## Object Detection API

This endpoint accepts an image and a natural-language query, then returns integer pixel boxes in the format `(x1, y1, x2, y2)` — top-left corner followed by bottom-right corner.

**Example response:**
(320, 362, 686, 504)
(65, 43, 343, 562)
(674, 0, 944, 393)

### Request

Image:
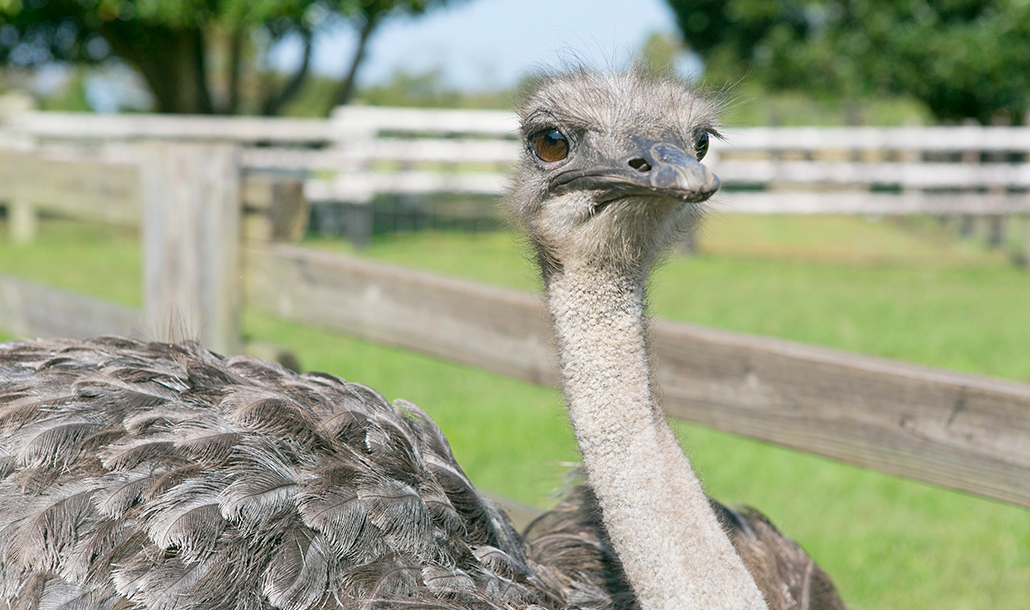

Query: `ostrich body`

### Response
(0, 71, 845, 610)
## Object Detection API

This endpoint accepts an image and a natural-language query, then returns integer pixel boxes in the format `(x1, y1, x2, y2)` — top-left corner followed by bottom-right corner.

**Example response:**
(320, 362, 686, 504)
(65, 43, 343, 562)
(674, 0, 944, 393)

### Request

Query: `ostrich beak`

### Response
(551, 138, 721, 204)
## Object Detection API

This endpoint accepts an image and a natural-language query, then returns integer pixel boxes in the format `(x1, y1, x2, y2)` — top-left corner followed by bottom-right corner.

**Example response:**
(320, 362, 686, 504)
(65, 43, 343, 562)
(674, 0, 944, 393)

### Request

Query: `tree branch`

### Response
(331, 11, 381, 110)
(227, 26, 244, 115)
(261, 27, 312, 116)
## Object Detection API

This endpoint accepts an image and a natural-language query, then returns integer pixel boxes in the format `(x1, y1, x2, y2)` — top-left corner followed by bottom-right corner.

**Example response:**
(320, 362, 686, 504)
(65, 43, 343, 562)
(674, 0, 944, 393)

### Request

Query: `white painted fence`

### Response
(3, 107, 1030, 247)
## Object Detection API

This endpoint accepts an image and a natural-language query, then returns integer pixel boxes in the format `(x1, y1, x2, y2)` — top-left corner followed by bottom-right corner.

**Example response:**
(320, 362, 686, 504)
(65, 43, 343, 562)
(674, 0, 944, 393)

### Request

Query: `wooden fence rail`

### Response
(1, 138, 1029, 509)
(245, 244, 1030, 508)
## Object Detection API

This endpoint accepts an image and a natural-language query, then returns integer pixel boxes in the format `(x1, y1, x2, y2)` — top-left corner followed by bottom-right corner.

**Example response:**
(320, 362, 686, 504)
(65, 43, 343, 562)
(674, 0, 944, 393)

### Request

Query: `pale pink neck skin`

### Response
(545, 263, 768, 610)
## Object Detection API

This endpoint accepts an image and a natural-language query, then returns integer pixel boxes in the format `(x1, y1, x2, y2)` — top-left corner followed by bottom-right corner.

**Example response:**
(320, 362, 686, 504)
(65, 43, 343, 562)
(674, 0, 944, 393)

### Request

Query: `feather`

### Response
(105, 367, 189, 395)
(0, 441, 15, 479)
(319, 408, 372, 447)
(426, 459, 502, 551)
(174, 417, 242, 464)
(10, 414, 102, 470)
(37, 578, 121, 610)
(421, 564, 475, 594)
(472, 546, 526, 582)
(93, 471, 152, 518)
(5, 465, 60, 495)
(0, 570, 47, 610)
(338, 555, 420, 607)
(143, 479, 226, 561)
(98, 433, 180, 471)
(218, 443, 302, 525)
(113, 554, 214, 610)
(261, 526, 329, 610)
(61, 517, 133, 584)
(419, 481, 464, 537)
(121, 406, 187, 436)
(0, 562, 34, 600)
(393, 400, 455, 462)
(224, 392, 331, 451)
(0, 364, 34, 388)
(6, 480, 104, 572)
(296, 465, 375, 559)
(363, 416, 425, 487)
(0, 393, 76, 431)
(226, 355, 293, 386)
(359, 477, 436, 561)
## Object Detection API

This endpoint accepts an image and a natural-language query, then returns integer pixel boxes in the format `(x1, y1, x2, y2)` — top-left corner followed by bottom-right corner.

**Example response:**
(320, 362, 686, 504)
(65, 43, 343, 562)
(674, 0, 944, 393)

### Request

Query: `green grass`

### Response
(1, 216, 1028, 609)
(0, 220, 142, 306)
(309, 216, 1030, 381)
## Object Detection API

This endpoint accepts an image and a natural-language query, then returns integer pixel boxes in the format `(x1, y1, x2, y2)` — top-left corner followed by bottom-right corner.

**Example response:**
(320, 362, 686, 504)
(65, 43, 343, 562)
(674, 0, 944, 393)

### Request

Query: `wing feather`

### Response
(261, 526, 329, 610)
(143, 479, 226, 561)
(219, 444, 301, 525)
(8, 480, 104, 572)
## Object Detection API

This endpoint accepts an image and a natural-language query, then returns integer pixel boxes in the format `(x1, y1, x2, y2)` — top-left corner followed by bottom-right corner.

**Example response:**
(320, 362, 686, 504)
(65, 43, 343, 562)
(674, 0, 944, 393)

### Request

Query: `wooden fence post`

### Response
(141, 143, 241, 355)
(9, 199, 37, 245)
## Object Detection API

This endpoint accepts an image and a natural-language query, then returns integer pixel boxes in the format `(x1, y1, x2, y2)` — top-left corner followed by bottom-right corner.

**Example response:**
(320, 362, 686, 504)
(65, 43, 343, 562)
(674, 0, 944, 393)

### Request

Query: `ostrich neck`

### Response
(545, 264, 767, 610)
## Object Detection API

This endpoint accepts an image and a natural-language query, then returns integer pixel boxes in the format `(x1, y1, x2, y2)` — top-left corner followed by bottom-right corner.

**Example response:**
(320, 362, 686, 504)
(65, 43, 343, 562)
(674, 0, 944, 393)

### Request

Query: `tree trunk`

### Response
(261, 28, 313, 116)
(331, 12, 380, 110)
(99, 21, 215, 114)
(227, 27, 244, 115)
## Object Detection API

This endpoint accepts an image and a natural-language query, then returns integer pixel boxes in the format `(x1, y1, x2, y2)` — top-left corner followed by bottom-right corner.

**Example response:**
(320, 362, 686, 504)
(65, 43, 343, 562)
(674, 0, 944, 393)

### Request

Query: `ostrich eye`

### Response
(530, 129, 569, 163)
(695, 131, 710, 161)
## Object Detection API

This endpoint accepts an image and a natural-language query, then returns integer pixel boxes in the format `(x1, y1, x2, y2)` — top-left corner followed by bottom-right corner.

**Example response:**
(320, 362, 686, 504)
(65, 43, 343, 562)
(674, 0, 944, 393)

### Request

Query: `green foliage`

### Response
(354, 67, 509, 108)
(722, 81, 934, 126)
(36, 66, 93, 111)
(639, 31, 682, 74)
(666, 0, 1030, 123)
(0, 0, 463, 114)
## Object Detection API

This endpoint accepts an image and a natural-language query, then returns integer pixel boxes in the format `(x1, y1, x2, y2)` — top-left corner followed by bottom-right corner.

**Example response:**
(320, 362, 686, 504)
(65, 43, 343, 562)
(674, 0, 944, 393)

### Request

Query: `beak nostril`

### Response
(627, 158, 652, 172)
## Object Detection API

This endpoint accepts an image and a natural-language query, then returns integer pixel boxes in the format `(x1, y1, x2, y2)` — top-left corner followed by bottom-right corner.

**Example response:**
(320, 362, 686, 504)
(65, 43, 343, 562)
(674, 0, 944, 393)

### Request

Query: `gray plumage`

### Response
(0, 69, 847, 610)
(0, 338, 548, 610)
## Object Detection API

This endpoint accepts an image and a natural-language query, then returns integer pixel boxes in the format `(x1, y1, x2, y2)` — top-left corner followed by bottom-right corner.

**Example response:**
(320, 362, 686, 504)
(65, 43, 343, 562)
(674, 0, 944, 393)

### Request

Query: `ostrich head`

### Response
(508, 70, 721, 279)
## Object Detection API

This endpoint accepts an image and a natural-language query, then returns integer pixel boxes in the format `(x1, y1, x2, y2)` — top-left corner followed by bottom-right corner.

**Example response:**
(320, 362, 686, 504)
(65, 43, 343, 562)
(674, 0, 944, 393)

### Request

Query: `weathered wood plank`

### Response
(244, 244, 1030, 507)
(142, 144, 241, 355)
(0, 151, 141, 226)
(332, 106, 519, 136)
(305, 172, 508, 202)
(5, 112, 334, 144)
(712, 191, 1030, 215)
(242, 139, 519, 171)
(718, 126, 1030, 153)
(712, 159, 1030, 188)
(244, 244, 558, 386)
(241, 176, 309, 242)
(9, 199, 36, 244)
(0, 273, 139, 339)
(652, 321, 1030, 508)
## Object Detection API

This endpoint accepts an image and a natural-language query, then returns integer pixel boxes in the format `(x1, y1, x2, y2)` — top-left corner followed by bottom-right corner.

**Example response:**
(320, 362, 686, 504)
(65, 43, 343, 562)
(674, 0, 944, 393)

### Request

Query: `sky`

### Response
(270, 0, 685, 91)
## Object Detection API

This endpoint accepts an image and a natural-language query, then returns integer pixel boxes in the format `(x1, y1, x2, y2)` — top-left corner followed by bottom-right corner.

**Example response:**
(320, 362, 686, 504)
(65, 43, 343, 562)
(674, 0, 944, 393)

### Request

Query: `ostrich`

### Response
(0, 70, 846, 610)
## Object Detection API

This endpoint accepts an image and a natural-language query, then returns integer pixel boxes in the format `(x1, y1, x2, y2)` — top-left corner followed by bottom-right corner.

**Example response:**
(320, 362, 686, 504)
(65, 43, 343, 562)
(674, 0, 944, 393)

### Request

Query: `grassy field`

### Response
(0, 215, 1028, 609)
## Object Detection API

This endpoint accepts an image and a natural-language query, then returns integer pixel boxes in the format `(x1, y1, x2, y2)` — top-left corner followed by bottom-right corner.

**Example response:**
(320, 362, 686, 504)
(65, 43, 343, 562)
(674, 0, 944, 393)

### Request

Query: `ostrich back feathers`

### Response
(0, 337, 589, 610)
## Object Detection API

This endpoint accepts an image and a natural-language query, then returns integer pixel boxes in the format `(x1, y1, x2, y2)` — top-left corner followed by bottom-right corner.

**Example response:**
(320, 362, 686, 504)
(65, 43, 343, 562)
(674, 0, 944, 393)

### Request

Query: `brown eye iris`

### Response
(531, 129, 569, 163)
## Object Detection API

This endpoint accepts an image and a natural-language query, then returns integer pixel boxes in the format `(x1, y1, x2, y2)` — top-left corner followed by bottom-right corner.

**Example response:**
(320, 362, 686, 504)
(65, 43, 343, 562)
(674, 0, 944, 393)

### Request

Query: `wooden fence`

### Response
(4, 108, 1030, 250)
(0, 136, 1029, 512)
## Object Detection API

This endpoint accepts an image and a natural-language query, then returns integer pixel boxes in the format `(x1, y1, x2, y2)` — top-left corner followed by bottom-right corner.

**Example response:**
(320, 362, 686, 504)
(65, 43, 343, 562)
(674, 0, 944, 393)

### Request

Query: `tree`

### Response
(330, 0, 454, 107)
(0, 0, 461, 115)
(665, 0, 1030, 124)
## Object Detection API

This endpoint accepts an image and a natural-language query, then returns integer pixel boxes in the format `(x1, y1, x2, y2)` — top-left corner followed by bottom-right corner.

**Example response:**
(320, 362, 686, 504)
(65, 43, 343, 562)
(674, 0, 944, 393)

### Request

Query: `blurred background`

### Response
(1, 1, 1029, 608)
